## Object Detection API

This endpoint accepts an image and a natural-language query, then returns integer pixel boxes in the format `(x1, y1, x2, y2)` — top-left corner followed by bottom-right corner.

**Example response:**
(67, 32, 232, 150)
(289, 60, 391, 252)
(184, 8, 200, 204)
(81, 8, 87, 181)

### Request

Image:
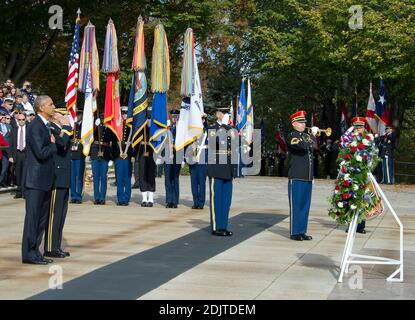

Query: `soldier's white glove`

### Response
(95, 118, 101, 126)
(156, 158, 162, 165)
(311, 126, 319, 136)
(108, 160, 113, 167)
(167, 119, 171, 127)
(181, 161, 186, 168)
(222, 113, 230, 125)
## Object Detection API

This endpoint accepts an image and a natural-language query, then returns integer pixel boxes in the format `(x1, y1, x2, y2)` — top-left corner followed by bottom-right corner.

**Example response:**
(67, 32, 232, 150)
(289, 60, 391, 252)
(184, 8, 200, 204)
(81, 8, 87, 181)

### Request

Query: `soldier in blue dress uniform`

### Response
(165, 109, 181, 209)
(287, 110, 317, 241)
(44, 109, 72, 258)
(188, 114, 208, 209)
(70, 110, 85, 204)
(113, 107, 133, 206)
(207, 106, 238, 236)
(379, 125, 396, 185)
(90, 116, 113, 205)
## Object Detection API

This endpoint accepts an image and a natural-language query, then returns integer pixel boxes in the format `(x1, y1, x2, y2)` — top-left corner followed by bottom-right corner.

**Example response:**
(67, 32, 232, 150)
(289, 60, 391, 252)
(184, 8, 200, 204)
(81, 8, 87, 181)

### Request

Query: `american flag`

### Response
(65, 20, 81, 126)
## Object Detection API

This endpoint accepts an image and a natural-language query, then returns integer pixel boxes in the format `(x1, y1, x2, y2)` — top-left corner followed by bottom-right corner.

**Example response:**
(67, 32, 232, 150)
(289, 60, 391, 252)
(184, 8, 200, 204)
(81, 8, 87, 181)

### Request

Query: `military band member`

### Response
(379, 125, 396, 185)
(189, 114, 208, 209)
(114, 107, 133, 206)
(287, 110, 316, 241)
(90, 116, 113, 205)
(138, 108, 156, 207)
(70, 110, 85, 204)
(165, 109, 181, 209)
(207, 106, 238, 236)
(44, 109, 72, 258)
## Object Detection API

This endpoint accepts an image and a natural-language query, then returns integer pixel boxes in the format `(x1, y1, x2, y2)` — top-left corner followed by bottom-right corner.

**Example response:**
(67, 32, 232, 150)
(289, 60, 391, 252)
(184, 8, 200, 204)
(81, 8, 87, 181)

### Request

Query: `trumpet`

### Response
(306, 127, 332, 137)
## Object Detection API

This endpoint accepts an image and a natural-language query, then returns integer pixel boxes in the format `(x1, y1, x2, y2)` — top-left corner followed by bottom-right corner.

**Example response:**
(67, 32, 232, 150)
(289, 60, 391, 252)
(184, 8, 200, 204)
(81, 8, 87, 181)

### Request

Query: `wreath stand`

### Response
(338, 173, 403, 283)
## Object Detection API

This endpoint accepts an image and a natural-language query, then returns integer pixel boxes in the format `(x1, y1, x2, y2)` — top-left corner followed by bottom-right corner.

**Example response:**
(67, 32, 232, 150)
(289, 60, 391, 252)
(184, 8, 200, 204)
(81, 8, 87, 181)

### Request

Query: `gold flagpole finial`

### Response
(76, 8, 81, 23)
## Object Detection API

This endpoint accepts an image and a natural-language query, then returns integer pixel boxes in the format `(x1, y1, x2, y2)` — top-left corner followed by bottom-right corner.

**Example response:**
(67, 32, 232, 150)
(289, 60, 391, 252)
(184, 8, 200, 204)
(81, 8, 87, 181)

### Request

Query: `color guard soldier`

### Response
(188, 114, 208, 209)
(165, 109, 181, 209)
(70, 110, 85, 204)
(90, 115, 113, 205)
(379, 125, 396, 185)
(44, 109, 72, 258)
(114, 107, 133, 206)
(207, 106, 238, 236)
(138, 108, 156, 207)
(287, 110, 316, 241)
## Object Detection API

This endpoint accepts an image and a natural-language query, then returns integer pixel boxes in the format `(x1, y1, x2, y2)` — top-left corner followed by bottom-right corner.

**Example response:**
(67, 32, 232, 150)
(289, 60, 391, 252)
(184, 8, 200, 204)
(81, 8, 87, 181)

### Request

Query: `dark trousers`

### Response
(22, 188, 52, 261)
(165, 163, 181, 205)
(190, 164, 206, 207)
(15, 151, 26, 196)
(0, 156, 8, 185)
(133, 157, 140, 187)
(71, 159, 85, 201)
(91, 159, 108, 201)
(44, 188, 69, 253)
(382, 156, 394, 184)
(209, 177, 233, 232)
(288, 179, 312, 236)
(115, 159, 132, 204)
(139, 155, 156, 192)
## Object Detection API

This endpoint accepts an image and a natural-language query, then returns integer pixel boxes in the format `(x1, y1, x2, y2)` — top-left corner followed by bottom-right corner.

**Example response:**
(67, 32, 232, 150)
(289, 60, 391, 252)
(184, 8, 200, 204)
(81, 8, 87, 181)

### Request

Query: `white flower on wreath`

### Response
(362, 138, 369, 146)
(367, 133, 374, 140)
(353, 184, 359, 191)
(344, 174, 350, 180)
(338, 202, 344, 208)
(340, 160, 346, 166)
(351, 204, 357, 210)
(351, 141, 357, 147)
(356, 155, 362, 162)
(334, 190, 338, 194)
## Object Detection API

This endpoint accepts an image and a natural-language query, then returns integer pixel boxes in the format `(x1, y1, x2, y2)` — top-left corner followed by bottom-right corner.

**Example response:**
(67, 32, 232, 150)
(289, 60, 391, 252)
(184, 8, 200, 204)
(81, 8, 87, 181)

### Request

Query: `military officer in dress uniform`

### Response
(90, 115, 113, 205)
(70, 110, 85, 204)
(287, 110, 317, 241)
(44, 109, 72, 258)
(207, 106, 238, 237)
(114, 107, 133, 206)
(379, 125, 396, 185)
(188, 114, 208, 209)
(138, 108, 156, 207)
(165, 109, 181, 209)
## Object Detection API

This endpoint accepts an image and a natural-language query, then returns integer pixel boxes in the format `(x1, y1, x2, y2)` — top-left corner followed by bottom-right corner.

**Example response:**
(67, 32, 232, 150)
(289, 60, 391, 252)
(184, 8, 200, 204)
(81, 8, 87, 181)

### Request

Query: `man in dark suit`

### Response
(207, 106, 238, 236)
(8, 112, 28, 198)
(44, 109, 73, 258)
(22, 95, 57, 265)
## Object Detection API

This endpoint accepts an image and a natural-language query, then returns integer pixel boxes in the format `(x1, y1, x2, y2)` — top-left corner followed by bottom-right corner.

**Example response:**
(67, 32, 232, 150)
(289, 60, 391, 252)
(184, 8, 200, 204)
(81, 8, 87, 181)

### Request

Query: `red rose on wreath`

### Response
(345, 154, 352, 160)
(351, 146, 358, 152)
(335, 185, 340, 191)
(342, 180, 350, 187)
(366, 135, 372, 140)
(358, 144, 365, 150)
(342, 193, 350, 200)
(341, 166, 347, 173)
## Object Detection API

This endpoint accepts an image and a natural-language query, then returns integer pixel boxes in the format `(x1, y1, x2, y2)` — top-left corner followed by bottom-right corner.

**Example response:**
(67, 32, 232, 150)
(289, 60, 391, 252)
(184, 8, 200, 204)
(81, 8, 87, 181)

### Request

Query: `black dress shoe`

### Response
(117, 202, 123, 206)
(302, 234, 313, 240)
(141, 202, 148, 207)
(44, 251, 66, 258)
(212, 230, 227, 237)
(76, 200, 82, 204)
(147, 202, 153, 207)
(22, 259, 48, 265)
(290, 235, 303, 241)
(41, 257, 54, 263)
(94, 200, 100, 205)
(101, 200, 106, 205)
(357, 229, 366, 234)
(165, 203, 172, 208)
(192, 205, 199, 209)
(58, 249, 70, 257)
(70, 199, 77, 204)
(14, 194, 23, 199)
(172, 204, 178, 208)
(224, 230, 233, 236)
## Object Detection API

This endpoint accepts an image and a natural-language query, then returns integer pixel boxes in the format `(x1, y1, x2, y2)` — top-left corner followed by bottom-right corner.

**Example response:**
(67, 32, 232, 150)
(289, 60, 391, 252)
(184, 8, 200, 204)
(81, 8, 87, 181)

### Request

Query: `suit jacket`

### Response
(206, 122, 238, 180)
(25, 115, 57, 191)
(50, 123, 72, 189)
(8, 124, 28, 161)
(287, 130, 315, 181)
